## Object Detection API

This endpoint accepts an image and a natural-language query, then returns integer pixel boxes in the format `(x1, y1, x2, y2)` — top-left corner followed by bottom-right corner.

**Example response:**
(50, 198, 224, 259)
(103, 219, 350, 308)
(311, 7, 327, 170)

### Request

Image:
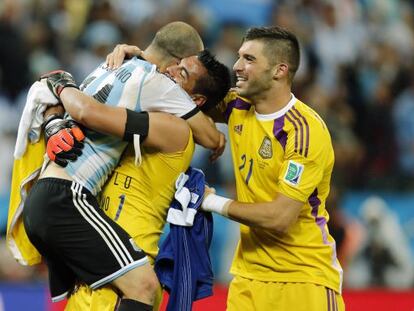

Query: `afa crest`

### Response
(259, 136, 273, 159)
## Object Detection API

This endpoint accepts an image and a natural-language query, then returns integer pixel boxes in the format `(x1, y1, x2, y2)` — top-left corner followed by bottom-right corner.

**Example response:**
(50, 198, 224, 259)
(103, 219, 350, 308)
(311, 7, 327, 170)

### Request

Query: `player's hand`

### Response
(45, 118, 85, 167)
(204, 185, 216, 198)
(106, 44, 142, 70)
(209, 131, 226, 162)
(40, 70, 78, 99)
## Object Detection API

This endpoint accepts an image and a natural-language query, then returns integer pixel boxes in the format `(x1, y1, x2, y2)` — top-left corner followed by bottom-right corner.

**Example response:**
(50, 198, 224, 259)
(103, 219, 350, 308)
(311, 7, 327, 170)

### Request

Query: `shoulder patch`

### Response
(283, 160, 304, 186)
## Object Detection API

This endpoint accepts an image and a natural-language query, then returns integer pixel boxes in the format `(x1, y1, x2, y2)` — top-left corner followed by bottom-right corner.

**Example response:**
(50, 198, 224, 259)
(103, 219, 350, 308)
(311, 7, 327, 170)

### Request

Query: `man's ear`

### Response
(273, 63, 289, 80)
(191, 94, 207, 107)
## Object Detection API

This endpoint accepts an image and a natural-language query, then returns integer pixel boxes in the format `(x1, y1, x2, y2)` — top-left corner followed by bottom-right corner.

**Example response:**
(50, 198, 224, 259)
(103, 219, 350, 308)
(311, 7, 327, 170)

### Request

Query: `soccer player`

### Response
(61, 50, 230, 311)
(19, 22, 227, 311)
(200, 26, 345, 310)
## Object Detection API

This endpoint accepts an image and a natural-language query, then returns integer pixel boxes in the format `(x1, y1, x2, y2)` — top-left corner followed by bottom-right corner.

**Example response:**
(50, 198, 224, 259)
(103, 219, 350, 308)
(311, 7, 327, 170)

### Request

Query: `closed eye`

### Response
(181, 68, 189, 80)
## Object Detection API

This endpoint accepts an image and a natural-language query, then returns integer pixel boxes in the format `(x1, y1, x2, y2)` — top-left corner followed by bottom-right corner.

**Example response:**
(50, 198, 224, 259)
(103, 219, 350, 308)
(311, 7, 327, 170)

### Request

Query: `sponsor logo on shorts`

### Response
(284, 160, 304, 186)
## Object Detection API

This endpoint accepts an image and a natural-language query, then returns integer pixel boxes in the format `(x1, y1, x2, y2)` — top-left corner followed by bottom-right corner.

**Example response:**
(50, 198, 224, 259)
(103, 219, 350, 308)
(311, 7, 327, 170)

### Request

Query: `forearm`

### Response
(60, 88, 126, 138)
(187, 111, 221, 149)
(226, 201, 289, 232)
(59, 88, 187, 152)
(203, 192, 303, 233)
(44, 104, 65, 119)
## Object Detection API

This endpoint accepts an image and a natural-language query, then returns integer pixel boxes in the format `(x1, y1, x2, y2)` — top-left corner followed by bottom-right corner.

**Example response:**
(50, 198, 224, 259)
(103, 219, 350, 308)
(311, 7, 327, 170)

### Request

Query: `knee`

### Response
(137, 270, 160, 296)
(121, 269, 160, 301)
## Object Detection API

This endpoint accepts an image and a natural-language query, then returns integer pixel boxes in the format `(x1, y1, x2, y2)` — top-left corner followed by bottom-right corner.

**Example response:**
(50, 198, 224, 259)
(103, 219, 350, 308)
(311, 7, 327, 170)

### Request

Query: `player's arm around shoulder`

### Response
(59, 87, 127, 137)
(144, 112, 190, 153)
(60, 87, 190, 153)
(185, 110, 221, 149)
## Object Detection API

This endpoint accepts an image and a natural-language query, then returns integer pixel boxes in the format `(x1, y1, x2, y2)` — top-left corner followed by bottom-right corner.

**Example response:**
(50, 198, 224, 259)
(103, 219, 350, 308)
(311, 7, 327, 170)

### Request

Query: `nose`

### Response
(233, 58, 242, 72)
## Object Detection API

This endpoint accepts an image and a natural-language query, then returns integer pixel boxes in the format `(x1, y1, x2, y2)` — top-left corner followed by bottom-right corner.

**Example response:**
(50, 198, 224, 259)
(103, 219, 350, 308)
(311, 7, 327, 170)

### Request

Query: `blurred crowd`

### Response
(1, 0, 414, 289)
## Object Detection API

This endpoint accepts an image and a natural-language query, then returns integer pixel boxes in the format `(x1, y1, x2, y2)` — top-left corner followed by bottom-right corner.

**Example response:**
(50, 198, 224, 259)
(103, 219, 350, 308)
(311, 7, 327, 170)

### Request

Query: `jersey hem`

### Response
(230, 269, 341, 294)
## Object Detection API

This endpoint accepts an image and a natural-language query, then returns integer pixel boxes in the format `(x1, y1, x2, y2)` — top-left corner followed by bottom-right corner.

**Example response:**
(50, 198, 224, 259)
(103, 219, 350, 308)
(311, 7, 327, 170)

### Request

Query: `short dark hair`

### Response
(244, 26, 300, 82)
(193, 50, 231, 112)
(151, 21, 203, 60)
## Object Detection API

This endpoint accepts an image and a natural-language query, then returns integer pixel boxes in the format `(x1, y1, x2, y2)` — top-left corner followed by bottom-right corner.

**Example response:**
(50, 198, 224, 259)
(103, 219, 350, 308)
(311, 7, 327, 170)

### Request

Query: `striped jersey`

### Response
(222, 91, 343, 293)
(64, 57, 196, 195)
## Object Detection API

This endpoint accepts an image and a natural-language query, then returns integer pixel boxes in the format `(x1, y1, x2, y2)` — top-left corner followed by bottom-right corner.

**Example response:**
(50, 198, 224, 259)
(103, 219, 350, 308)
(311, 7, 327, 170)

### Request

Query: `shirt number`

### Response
(239, 154, 253, 185)
(114, 194, 125, 221)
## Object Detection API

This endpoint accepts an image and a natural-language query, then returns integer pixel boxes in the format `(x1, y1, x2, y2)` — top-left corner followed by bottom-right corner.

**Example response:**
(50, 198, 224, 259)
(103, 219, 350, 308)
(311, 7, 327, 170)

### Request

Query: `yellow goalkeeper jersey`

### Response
(222, 91, 343, 293)
(99, 133, 195, 263)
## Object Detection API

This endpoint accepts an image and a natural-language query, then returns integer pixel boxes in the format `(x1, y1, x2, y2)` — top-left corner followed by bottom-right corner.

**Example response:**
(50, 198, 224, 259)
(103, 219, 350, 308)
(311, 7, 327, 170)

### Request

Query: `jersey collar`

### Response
(255, 93, 297, 121)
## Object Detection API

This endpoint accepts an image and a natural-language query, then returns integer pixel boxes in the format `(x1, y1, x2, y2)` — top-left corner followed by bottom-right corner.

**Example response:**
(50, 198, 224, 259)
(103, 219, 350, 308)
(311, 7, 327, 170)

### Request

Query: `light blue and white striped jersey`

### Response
(64, 57, 196, 195)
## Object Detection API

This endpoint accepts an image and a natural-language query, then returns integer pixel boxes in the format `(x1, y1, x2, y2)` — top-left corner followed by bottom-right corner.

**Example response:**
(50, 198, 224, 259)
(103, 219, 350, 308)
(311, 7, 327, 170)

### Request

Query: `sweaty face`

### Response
(233, 40, 274, 100)
(165, 56, 207, 95)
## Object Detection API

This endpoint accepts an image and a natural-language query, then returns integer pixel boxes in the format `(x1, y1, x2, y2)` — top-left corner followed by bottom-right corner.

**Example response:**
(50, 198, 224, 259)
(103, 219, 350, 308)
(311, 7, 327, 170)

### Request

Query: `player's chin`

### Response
(234, 85, 247, 96)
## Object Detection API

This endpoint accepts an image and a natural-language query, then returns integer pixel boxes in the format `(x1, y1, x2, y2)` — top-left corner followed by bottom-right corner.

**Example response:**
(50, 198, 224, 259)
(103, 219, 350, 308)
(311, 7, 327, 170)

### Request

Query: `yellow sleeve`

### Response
(6, 137, 45, 265)
(277, 127, 329, 202)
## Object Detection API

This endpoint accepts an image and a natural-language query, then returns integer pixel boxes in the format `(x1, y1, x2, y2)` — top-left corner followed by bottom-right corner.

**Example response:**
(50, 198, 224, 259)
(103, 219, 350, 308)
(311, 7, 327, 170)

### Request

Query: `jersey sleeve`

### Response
(277, 126, 330, 202)
(140, 74, 196, 117)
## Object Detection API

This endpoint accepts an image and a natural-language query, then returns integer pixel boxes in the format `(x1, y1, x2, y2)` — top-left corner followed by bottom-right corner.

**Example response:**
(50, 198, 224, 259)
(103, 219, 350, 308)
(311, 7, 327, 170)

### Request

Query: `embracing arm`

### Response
(186, 111, 226, 161)
(186, 111, 221, 149)
(60, 87, 189, 153)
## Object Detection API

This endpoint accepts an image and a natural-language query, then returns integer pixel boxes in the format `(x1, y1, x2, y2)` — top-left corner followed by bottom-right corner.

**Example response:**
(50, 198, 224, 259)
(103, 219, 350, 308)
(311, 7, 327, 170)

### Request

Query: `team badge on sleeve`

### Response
(283, 160, 304, 186)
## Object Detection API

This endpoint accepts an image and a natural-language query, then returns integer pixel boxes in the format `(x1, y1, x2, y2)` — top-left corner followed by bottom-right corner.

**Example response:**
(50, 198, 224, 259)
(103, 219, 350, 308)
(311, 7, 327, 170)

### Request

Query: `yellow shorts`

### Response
(227, 276, 345, 311)
(65, 283, 163, 311)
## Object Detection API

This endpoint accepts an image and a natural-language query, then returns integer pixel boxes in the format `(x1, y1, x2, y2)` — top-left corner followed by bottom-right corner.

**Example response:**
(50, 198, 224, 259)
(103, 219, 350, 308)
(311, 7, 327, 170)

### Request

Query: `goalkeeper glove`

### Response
(40, 70, 78, 99)
(44, 115, 85, 167)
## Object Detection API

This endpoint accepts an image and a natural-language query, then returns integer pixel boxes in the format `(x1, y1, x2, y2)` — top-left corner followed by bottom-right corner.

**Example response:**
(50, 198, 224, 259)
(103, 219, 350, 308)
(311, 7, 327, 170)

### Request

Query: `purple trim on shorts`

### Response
(327, 288, 331, 311)
(287, 110, 304, 155)
(273, 115, 287, 150)
(292, 106, 310, 157)
(285, 113, 298, 153)
(224, 98, 251, 122)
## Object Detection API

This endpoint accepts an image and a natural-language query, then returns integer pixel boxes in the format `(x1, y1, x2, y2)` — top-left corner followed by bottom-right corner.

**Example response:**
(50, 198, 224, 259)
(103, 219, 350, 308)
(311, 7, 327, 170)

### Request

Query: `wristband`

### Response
(43, 113, 64, 129)
(202, 193, 232, 216)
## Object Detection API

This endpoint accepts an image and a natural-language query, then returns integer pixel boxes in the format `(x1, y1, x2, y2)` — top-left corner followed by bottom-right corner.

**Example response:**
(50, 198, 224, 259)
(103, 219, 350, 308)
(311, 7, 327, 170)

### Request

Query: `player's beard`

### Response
(236, 68, 273, 101)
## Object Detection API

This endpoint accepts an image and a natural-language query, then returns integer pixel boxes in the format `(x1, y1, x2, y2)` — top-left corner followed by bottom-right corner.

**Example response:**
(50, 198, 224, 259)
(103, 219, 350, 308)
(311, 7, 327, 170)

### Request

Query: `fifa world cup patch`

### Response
(283, 160, 304, 186)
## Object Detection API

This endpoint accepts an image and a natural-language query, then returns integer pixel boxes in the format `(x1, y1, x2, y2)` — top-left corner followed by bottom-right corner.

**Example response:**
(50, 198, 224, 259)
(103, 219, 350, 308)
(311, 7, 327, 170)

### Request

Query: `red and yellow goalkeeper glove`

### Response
(44, 115, 85, 167)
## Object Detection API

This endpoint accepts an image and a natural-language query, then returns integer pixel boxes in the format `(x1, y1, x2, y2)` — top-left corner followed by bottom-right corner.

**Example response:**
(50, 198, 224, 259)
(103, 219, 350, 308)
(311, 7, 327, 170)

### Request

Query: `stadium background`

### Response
(0, 0, 414, 310)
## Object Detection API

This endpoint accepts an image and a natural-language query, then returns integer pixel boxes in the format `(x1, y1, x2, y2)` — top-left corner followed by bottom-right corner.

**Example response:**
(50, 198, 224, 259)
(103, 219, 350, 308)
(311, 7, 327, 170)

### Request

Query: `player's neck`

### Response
(141, 51, 157, 66)
(253, 86, 292, 115)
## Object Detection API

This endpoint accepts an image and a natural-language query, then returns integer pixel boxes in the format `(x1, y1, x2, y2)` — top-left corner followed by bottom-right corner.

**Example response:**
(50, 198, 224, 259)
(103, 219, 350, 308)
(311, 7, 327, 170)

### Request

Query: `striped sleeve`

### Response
(284, 107, 310, 158)
(277, 107, 328, 202)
